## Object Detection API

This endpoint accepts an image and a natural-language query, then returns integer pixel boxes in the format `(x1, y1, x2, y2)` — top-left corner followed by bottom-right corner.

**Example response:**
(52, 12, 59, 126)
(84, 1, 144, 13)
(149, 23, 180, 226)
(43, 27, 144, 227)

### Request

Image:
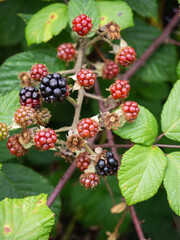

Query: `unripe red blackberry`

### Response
(30, 64, 48, 81)
(77, 69, 96, 89)
(36, 107, 52, 126)
(14, 106, 37, 128)
(77, 118, 99, 139)
(72, 14, 93, 36)
(19, 86, 41, 108)
(102, 60, 119, 79)
(0, 122, 8, 141)
(7, 134, 28, 157)
(115, 47, 136, 67)
(39, 73, 69, 103)
(75, 151, 91, 171)
(110, 80, 130, 99)
(80, 172, 100, 189)
(34, 128, 57, 151)
(122, 101, 140, 121)
(57, 43, 76, 62)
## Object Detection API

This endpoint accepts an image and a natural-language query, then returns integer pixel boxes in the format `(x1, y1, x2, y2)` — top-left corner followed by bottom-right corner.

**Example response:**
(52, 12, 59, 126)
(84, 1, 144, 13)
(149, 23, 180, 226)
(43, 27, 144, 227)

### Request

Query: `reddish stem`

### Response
(155, 132, 165, 143)
(91, 143, 134, 148)
(47, 162, 76, 207)
(156, 144, 180, 148)
(122, 10, 179, 80)
(165, 38, 180, 46)
(129, 206, 145, 240)
(91, 143, 180, 149)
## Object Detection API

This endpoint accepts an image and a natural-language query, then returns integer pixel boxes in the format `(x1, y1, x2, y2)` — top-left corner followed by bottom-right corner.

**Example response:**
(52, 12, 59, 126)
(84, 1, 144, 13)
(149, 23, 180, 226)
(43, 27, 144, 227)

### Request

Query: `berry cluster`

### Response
(2, 14, 141, 193)
(77, 118, 98, 139)
(39, 73, 69, 103)
(57, 43, 76, 62)
(0, 123, 8, 141)
(19, 87, 41, 108)
(115, 47, 136, 67)
(95, 151, 118, 176)
(72, 14, 93, 36)
(80, 173, 100, 189)
(110, 80, 130, 99)
(30, 64, 48, 81)
(75, 151, 91, 171)
(34, 129, 57, 151)
(7, 134, 28, 157)
(102, 60, 119, 79)
(77, 69, 96, 89)
(122, 101, 140, 121)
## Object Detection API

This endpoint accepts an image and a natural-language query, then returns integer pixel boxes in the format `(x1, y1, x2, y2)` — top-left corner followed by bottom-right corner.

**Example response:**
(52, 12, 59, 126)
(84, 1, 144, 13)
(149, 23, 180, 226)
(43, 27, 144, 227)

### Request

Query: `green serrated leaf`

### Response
(0, 91, 20, 125)
(26, 3, 68, 45)
(161, 80, 180, 141)
(0, 164, 2, 172)
(118, 145, 167, 205)
(18, 13, 32, 24)
(68, 0, 100, 37)
(96, 1, 134, 30)
(164, 152, 180, 216)
(125, 0, 158, 18)
(0, 194, 54, 240)
(0, 163, 61, 229)
(113, 105, 158, 146)
(122, 17, 177, 83)
(0, 49, 65, 95)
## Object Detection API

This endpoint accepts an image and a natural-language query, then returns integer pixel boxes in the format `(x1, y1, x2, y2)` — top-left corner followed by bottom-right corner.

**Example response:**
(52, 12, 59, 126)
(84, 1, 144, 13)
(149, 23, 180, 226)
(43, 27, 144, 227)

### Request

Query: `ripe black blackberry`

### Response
(19, 87, 41, 108)
(95, 151, 118, 176)
(39, 73, 69, 103)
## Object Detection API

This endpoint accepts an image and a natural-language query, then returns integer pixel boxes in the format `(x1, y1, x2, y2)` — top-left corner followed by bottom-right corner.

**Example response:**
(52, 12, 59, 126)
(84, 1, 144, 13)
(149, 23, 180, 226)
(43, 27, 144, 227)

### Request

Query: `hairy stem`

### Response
(84, 143, 96, 155)
(67, 96, 78, 107)
(85, 32, 107, 48)
(72, 88, 84, 132)
(122, 10, 179, 80)
(58, 69, 75, 75)
(55, 126, 72, 133)
(84, 91, 105, 101)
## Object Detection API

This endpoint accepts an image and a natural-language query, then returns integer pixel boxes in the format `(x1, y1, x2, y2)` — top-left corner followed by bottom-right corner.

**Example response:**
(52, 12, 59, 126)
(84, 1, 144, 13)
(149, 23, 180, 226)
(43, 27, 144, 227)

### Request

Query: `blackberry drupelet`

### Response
(19, 86, 41, 108)
(39, 73, 69, 103)
(95, 151, 118, 176)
